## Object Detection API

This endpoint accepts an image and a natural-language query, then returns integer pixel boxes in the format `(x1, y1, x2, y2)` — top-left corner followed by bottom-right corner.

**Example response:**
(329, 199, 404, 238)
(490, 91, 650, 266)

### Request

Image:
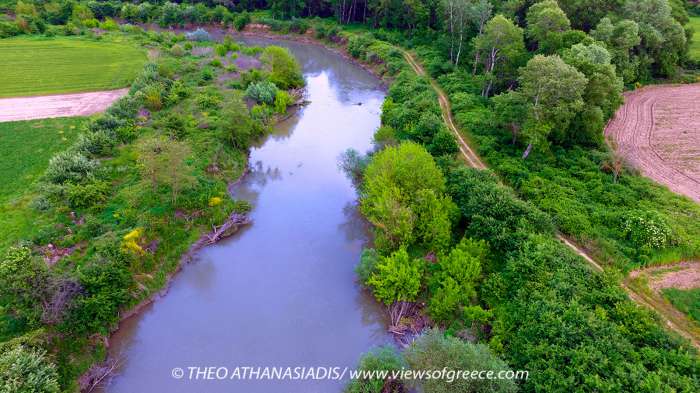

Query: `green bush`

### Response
(233, 11, 251, 31)
(367, 248, 423, 306)
(261, 46, 304, 89)
(345, 345, 406, 393)
(245, 81, 278, 105)
(355, 248, 379, 285)
(66, 180, 110, 209)
(45, 151, 97, 185)
(0, 345, 60, 393)
(622, 210, 673, 250)
(170, 43, 185, 57)
(273, 89, 293, 113)
(404, 329, 517, 393)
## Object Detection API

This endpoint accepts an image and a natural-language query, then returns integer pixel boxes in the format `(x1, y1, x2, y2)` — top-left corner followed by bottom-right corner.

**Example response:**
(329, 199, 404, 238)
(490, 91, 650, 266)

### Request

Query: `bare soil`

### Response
(0, 88, 128, 122)
(630, 261, 700, 292)
(605, 84, 700, 202)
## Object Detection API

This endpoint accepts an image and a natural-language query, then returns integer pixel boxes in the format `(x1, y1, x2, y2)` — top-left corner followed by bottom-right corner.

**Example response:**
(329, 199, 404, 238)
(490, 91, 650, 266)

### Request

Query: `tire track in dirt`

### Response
(0, 89, 128, 122)
(605, 84, 700, 202)
(399, 50, 700, 348)
(400, 50, 486, 170)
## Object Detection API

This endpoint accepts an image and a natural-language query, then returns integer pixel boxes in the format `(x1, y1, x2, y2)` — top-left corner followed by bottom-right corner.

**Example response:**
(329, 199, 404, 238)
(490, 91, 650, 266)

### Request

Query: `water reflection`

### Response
(101, 36, 389, 393)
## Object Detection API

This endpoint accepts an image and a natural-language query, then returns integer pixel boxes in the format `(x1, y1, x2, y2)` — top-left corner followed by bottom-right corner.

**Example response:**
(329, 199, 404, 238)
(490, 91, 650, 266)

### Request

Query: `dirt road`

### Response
(400, 50, 700, 348)
(605, 84, 700, 202)
(0, 89, 128, 122)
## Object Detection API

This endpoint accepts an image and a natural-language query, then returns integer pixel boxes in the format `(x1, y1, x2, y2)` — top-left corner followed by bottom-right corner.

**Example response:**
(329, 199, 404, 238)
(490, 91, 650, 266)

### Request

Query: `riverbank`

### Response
(97, 31, 389, 393)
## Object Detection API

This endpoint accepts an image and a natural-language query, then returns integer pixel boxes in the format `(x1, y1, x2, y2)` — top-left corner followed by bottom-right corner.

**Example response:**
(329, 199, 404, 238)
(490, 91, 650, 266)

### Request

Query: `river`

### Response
(100, 37, 390, 392)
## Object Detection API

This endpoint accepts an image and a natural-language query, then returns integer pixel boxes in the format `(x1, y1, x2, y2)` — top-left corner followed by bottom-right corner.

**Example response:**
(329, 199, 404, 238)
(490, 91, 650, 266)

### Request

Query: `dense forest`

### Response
(1, 0, 700, 392)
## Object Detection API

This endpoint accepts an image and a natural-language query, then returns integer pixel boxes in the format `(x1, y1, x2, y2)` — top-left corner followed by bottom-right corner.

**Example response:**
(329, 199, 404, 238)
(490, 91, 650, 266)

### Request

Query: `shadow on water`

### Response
(100, 35, 390, 393)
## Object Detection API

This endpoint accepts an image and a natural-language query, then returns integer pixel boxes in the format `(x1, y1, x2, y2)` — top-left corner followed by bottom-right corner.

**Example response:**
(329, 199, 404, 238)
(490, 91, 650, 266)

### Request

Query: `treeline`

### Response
(334, 26, 700, 392)
(0, 22, 304, 389)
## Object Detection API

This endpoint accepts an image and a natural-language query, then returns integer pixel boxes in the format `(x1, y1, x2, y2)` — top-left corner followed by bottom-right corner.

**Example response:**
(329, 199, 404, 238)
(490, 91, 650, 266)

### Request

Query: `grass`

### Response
(690, 16, 700, 62)
(0, 117, 87, 249)
(664, 287, 700, 324)
(0, 36, 147, 98)
(0, 117, 87, 202)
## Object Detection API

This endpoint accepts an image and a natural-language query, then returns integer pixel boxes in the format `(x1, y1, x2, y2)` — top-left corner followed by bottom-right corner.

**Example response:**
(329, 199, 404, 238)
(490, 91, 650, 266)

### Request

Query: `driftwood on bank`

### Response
(204, 213, 251, 245)
(79, 211, 251, 392)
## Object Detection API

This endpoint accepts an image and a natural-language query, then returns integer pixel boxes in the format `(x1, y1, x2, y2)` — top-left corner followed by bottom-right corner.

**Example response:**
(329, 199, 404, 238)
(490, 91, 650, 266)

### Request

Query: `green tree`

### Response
(526, 0, 571, 54)
(622, 0, 687, 79)
(0, 247, 50, 326)
(473, 14, 526, 96)
(591, 17, 641, 83)
(270, 0, 305, 19)
(137, 136, 196, 203)
(0, 346, 60, 393)
(345, 346, 406, 393)
(261, 46, 304, 89)
(517, 54, 587, 157)
(367, 248, 423, 306)
(563, 42, 623, 146)
(360, 142, 452, 251)
(557, 0, 625, 31)
(429, 238, 485, 323)
(404, 329, 517, 393)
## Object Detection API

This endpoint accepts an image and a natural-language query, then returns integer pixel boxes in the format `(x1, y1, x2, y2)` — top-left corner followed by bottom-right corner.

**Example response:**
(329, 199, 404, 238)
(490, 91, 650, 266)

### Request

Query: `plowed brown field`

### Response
(605, 84, 700, 202)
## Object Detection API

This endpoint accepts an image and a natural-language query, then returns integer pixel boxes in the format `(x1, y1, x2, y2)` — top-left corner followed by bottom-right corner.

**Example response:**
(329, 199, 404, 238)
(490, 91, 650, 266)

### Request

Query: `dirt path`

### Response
(400, 50, 700, 349)
(400, 50, 486, 170)
(0, 89, 128, 122)
(605, 84, 700, 202)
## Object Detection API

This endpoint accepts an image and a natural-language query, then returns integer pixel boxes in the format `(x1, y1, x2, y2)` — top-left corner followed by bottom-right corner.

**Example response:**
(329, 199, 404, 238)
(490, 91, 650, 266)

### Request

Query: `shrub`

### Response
(355, 248, 379, 285)
(622, 210, 672, 250)
(233, 11, 251, 31)
(367, 248, 423, 306)
(74, 130, 116, 157)
(404, 329, 517, 393)
(200, 67, 215, 83)
(215, 43, 228, 57)
(209, 58, 223, 68)
(67, 180, 110, 209)
(245, 81, 278, 105)
(98, 17, 118, 31)
(0, 21, 20, 38)
(289, 18, 309, 34)
(45, 151, 97, 184)
(345, 346, 406, 393)
(273, 89, 293, 113)
(142, 83, 165, 111)
(196, 90, 223, 110)
(347, 33, 374, 59)
(261, 46, 304, 89)
(185, 28, 211, 42)
(0, 246, 50, 325)
(170, 43, 185, 57)
(64, 258, 133, 335)
(0, 346, 60, 393)
(216, 97, 263, 149)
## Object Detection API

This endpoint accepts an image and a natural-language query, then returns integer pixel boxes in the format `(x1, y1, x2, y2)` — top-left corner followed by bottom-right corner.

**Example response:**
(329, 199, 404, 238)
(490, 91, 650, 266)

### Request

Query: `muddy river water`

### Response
(101, 37, 390, 392)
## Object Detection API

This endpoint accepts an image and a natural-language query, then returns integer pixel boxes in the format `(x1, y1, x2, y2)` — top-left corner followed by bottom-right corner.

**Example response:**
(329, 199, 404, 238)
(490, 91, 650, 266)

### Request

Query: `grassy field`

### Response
(0, 117, 87, 249)
(691, 16, 700, 62)
(0, 117, 87, 202)
(664, 287, 700, 324)
(0, 36, 147, 98)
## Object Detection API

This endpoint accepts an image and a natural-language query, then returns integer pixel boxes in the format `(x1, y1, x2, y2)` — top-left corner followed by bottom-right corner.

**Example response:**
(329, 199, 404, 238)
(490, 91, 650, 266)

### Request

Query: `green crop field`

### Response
(664, 287, 700, 324)
(0, 117, 86, 202)
(691, 16, 700, 61)
(0, 36, 147, 98)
